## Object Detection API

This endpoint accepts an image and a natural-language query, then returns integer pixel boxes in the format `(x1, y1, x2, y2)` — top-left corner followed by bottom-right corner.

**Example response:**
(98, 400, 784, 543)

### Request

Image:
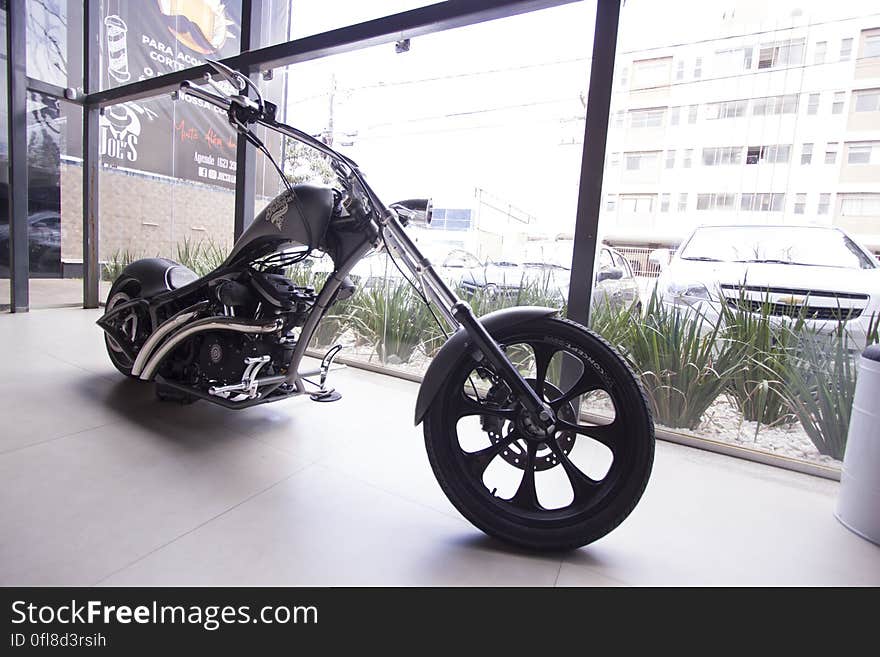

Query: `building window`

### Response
(619, 66, 629, 87)
(702, 146, 742, 166)
(660, 193, 670, 212)
(628, 107, 666, 128)
(854, 88, 880, 112)
(696, 193, 736, 210)
(752, 94, 799, 115)
(606, 194, 617, 212)
(694, 57, 703, 78)
(669, 106, 680, 125)
(840, 193, 880, 216)
(615, 111, 625, 128)
(746, 144, 791, 164)
(741, 193, 785, 212)
(665, 150, 676, 168)
(688, 105, 698, 124)
(683, 149, 693, 168)
(832, 91, 846, 114)
(430, 208, 472, 231)
(825, 142, 838, 164)
(715, 46, 753, 73)
(677, 193, 688, 212)
(619, 194, 656, 213)
(757, 38, 805, 69)
(706, 99, 747, 119)
(818, 193, 831, 215)
(841, 38, 854, 61)
(863, 31, 880, 59)
(676, 60, 684, 80)
(807, 93, 820, 115)
(794, 193, 807, 214)
(632, 57, 672, 89)
(846, 141, 880, 165)
(814, 41, 827, 64)
(801, 143, 813, 165)
(609, 151, 620, 167)
(624, 151, 661, 171)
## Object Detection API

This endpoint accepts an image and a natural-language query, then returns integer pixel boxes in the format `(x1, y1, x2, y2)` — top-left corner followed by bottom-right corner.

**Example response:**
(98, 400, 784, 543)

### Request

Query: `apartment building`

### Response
(602, 3, 880, 244)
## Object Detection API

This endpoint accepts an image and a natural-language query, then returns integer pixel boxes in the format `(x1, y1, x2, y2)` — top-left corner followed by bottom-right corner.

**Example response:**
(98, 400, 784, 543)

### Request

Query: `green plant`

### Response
(780, 326, 858, 460)
(626, 292, 745, 430)
(175, 237, 230, 277)
(102, 248, 140, 282)
(347, 279, 437, 364)
(589, 297, 637, 356)
(720, 287, 801, 428)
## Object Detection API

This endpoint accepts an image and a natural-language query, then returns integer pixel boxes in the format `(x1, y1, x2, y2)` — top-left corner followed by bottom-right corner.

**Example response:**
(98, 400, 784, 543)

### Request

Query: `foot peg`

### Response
(310, 345, 343, 402)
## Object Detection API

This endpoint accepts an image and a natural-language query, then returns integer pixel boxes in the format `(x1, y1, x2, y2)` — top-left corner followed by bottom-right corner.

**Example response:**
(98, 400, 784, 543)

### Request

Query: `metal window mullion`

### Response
(233, 0, 261, 239)
(565, 0, 621, 327)
(6, 0, 29, 311)
(82, 0, 101, 308)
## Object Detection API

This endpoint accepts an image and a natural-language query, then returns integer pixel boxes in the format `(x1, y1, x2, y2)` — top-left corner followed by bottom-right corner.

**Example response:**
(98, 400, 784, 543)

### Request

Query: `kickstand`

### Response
(310, 344, 343, 402)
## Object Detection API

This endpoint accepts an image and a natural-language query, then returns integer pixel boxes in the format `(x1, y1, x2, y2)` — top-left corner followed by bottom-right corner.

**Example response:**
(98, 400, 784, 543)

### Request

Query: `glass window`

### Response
(854, 88, 880, 112)
(846, 142, 880, 165)
(619, 66, 629, 87)
(832, 91, 846, 114)
(660, 193, 670, 212)
(706, 99, 747, 119)
(801, 143, 813, 164)
(27, 0, 84, 89)
(688, 104, 698, 123)
(794, 193, 806, 214)
(840, 37, 853, 60)
(752, 94, 799, 115)
(807, 93, 820, 115)
(665, 150, 676, 168)
(703, 146, 742, 166)
(818, 193, 831, 214)
(677, 192, 688, 212)
(606, 194, 617, 212)
(620, 194, 656, 213)
(757, 38, 805, 69)
(696, 193, 735, 210)
(825, 142, 839, 164)
(632, 57, 672, 89)
(741, 192, 785, 211)
(628, 107, 666, 128)
(289, 1, 435, 40)
(625, 151, 661, 171)
(745, 144, 791, 164)
(714, 46, 753, 74)
(694, 57, 703, 78)
(864, 32, 880, 59)
(814, 40, 827, 64)
(669, 106, 680, 125)
(840, 193, 880, 216)
(683, 148, 693, 168)
(675, 60, 684, 80)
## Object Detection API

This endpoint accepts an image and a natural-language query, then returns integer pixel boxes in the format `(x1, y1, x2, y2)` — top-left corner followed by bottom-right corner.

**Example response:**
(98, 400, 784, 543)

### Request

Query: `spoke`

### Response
(547, 438, 600, 501)
(527, 342, 557, 399)
(556, 419, 621, 452)
(549, 369, 604, 409)
(460, 432, 518, 479)
(454, 392, 518, 421)
(508, 441, 541, 511)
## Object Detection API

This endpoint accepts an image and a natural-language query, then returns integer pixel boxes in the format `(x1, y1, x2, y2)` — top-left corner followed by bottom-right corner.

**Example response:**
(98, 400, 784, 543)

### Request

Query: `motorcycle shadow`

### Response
(82, 374, 297, 449)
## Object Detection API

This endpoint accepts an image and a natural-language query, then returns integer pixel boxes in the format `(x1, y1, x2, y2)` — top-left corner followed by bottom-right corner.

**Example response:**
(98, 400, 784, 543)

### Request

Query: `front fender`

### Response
(414, 305, 558, 425)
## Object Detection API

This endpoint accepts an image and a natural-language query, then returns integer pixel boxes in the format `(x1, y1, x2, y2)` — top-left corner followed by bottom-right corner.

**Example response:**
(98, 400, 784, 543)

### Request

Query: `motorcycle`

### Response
(97, 60, 654, 551)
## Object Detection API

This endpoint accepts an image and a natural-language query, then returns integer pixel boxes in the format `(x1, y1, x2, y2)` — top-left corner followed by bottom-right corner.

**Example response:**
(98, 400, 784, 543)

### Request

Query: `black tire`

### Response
(104, 278, 143, 378)
(424, 316, 654, 551)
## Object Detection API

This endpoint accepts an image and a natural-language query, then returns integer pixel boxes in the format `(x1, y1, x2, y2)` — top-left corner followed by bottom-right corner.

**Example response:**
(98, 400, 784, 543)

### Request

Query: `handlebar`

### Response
(179, 80, 233, 111)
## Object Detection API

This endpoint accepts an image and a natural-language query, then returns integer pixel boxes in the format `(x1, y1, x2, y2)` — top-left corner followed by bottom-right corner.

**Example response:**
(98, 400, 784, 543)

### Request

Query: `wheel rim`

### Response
(105, 291, 138, 361)
(447, 334, 635, 523)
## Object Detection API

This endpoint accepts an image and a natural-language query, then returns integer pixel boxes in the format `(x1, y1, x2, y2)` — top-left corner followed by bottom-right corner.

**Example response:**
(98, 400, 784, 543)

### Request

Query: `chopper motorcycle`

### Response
(97, 61, 654, 550)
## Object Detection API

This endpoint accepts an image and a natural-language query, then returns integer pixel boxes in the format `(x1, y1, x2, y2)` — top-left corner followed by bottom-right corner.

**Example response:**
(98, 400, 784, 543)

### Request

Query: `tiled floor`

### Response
(1, 307, 878, 586)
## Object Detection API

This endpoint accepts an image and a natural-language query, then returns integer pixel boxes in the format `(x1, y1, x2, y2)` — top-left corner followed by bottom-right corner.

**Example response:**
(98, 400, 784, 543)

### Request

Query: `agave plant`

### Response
(720, 286, 801, 428)
(589, 297, 637, 356)
(347, 279, 438, 364)
(780, 326, 858, 460)
(102, 248, 141, 282)
(175, 237, 230, 277)
(626, 292, 745, 430)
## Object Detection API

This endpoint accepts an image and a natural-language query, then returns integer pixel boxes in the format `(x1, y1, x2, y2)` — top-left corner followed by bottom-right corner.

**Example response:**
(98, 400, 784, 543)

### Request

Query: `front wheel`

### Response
(424, 316, 654, 551)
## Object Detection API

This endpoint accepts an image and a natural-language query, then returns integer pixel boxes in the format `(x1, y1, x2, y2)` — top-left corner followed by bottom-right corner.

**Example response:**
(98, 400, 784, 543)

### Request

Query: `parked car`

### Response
(653, 224, 880, 344)
(457, 245, 641, 313)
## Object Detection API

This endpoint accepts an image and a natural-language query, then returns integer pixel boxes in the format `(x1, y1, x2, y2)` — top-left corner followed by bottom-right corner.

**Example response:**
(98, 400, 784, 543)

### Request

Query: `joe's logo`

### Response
(99, 103, 157, 163)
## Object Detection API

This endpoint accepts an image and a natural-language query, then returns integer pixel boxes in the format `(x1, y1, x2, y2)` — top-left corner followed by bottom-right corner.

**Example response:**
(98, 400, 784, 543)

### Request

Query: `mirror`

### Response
(648, 248, 671, 268)
(390, 198, 433, 226)
(597, 267, 624, 283)
(205, 58, 246, 92)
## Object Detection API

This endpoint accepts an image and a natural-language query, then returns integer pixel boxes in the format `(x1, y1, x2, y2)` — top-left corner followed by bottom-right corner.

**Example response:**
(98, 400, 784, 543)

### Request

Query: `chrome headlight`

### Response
(665, 281, 711, 303)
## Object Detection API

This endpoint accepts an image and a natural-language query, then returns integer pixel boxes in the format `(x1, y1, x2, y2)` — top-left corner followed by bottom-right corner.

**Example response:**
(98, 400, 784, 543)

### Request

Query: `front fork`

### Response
(381, 213, 556, 432)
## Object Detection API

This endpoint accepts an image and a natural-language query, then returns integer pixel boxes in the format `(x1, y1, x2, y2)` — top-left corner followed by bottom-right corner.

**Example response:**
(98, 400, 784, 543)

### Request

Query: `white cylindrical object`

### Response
(836, 344, 880, 545)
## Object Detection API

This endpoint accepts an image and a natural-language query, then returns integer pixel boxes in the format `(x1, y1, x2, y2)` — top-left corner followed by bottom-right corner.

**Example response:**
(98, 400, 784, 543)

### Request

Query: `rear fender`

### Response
(414, 305, 558, 425)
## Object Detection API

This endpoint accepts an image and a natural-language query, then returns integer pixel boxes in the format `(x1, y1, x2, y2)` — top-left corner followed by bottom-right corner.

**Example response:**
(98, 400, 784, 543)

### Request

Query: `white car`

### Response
(653, 224, 880, 345)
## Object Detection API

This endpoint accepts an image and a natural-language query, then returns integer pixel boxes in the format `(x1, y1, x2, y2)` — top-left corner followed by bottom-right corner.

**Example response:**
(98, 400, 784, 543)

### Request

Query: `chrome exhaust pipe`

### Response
(131, 301, 210, 377)
(138, 316, 284, 381)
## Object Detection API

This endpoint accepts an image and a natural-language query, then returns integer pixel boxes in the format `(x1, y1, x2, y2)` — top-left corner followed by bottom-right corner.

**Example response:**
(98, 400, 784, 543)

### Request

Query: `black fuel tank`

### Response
(224, 184, 335, 265)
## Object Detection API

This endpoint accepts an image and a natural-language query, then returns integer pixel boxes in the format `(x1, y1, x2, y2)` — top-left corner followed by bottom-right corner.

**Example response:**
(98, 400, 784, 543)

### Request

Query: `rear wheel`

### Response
(424, 316, 654, 551)
(104, 280, 144, 378)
